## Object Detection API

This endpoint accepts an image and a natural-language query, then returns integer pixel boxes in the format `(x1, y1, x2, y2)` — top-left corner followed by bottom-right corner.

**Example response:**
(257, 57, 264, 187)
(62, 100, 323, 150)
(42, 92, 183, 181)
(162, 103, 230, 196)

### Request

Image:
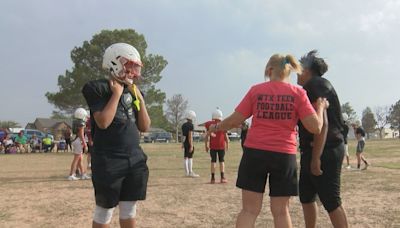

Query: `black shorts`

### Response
(91, 155, 149, 208)
(183, 144, 194, 158)
(236, 147, 298, 196)
(299, 144, 344, 212)
(210, 149, 225, 162)
(86, 144, 93, 154)
(356, 140, 365, 153)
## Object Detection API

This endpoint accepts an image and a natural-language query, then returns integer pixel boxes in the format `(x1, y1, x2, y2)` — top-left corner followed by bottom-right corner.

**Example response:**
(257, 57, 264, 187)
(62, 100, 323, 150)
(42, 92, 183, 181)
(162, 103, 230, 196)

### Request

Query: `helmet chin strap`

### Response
(110, 71, 141, 111)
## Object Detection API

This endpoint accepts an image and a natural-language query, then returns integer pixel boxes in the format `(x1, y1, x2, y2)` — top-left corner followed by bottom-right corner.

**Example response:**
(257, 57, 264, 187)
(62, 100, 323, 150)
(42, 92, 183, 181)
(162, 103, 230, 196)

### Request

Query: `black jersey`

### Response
(72, 119, 85, 135)
(82, 79, 145, 161)
(181, 121, 194, 146)
(298, 77, 345, 151)
(356, 127, 366, 137)
(342, 123, 349, 144)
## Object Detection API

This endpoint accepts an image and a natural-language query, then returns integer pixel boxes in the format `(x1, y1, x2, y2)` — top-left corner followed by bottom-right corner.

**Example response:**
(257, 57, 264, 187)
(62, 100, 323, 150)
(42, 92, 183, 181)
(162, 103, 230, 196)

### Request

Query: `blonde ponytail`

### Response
(266, 54, 303, 80)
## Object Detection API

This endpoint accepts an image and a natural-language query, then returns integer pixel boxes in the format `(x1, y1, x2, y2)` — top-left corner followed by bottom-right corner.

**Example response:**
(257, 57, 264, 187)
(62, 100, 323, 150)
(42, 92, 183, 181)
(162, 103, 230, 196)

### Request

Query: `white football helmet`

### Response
(102, 43, 142, 83)
(186, 110, 196, 121)
(342, 113, 349, 122)
(212, 108, 223, 120)
(353, 119, 361, 127)
(74, 108, 88, 121)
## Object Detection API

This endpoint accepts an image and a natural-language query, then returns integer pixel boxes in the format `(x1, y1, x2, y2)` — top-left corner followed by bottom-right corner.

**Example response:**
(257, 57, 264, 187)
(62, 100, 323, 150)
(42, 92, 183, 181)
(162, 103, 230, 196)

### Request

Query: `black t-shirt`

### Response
(82, 79, 144, 160)
(181, 121, 193, 146)
(72, 119, 85, 135)
(298, 77, 345, 151)
(342, 123, 349, 144)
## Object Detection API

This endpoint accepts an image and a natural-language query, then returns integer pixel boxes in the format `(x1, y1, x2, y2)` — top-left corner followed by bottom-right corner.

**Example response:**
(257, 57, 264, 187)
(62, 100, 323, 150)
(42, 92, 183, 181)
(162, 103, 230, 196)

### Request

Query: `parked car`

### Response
(144, 132, 172, 143)
(24, 129, 47, 140)
(228, 132, 241, 141)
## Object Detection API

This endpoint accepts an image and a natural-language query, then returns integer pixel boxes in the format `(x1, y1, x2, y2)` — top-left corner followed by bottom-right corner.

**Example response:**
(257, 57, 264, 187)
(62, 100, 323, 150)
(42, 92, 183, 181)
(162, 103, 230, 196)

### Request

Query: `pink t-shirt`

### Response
(235, 81, 316, 154)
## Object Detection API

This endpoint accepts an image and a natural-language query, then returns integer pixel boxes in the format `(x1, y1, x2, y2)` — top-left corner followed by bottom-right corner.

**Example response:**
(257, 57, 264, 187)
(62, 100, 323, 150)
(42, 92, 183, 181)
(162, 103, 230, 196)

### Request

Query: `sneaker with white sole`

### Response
(81, 174, 91, 180)
(67, 175, 79, 181)
(189, 172, 200, 178)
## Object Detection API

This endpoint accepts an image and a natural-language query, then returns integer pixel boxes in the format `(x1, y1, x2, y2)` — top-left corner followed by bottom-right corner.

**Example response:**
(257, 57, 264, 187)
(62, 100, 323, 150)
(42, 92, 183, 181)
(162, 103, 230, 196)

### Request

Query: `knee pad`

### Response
(119, 201, 137, 219)
(93, 205, 115, 224)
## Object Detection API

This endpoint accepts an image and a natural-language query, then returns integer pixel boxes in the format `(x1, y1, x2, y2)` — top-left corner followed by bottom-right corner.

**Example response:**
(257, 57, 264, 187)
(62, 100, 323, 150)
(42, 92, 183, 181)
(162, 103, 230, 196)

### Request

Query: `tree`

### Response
(374, 106, 390, 139)
(361, 107, 377, 139)
(50, 111, 70, 120)
(388, 100, 400, 138)
(341, 102, 357, 123)
(166, 94, 188, 142)
(45, 29, 168, 128)
(0, 121, 21, 128)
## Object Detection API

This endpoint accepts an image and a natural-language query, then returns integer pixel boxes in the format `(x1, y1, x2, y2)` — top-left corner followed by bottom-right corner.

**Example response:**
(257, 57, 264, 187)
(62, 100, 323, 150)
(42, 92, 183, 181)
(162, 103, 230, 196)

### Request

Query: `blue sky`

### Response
(1, 0, 399, 126)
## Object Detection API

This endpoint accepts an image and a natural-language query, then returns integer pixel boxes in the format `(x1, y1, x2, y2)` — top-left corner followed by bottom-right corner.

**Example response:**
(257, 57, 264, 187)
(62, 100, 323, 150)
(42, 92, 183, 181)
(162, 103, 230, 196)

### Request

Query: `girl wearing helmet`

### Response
(68, 108, 90, 180)
(181, 110, 200, 177)
(82, 43, 150, 227)
(208, 53, 328, 227)
(204, 108, 229, 184)
(341, 113, 351, 169)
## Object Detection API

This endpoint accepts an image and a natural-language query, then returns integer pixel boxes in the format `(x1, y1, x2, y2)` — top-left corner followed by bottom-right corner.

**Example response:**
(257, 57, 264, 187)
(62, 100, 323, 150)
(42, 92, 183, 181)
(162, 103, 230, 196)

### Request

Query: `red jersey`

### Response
(205, 120, 227, 150)
(235, 81, 315, 154)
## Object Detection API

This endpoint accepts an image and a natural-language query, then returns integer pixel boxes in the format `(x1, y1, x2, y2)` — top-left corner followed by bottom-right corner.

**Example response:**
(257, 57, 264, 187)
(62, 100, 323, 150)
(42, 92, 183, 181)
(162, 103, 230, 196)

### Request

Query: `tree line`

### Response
(341, 101, 400, 139)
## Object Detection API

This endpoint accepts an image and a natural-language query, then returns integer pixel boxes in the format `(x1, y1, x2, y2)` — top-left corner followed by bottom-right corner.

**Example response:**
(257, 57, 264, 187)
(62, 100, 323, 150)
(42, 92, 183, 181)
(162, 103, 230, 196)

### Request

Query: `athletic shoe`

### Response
(220, 178, 228, 184)
(67, 175, 79, 181)
(88, 163, 91, 168)
(81, 174, 91, 180)
(189, 172, 200, 178)
(346, 165, 351, 169)
(362, 164, 369, 170)
(210, 179, 216, 184)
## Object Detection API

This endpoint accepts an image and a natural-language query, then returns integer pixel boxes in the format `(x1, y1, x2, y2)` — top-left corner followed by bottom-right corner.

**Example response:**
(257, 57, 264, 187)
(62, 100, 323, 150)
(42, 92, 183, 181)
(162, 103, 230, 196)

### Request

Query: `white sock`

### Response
(188, 158, 193, 173)
(184, 159, 189, 175)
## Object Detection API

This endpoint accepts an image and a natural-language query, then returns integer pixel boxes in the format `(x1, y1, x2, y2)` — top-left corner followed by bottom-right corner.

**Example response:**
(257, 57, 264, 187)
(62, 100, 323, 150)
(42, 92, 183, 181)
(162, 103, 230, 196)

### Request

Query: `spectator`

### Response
(14, 130, 28, 153)
(30, 134, 42, 153)
(3, 134, 17, 154)
(42, 134, 54, 153)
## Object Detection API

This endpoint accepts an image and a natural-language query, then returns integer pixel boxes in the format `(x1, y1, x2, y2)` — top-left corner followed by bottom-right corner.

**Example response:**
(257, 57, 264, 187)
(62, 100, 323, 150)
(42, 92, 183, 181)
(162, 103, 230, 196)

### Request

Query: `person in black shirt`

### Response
(297, 50, 348, 228)
(240, 121, 249, 149)
(82, 43, 150, 228)
(181, 110, 200, 177)
(342, 113, 351, 169)
(352, 120, 369, 170)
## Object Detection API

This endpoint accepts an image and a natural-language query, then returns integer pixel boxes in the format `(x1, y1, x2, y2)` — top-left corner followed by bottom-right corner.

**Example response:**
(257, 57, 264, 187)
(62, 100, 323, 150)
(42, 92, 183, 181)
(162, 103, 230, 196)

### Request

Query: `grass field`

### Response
(0, 139, 399, 227)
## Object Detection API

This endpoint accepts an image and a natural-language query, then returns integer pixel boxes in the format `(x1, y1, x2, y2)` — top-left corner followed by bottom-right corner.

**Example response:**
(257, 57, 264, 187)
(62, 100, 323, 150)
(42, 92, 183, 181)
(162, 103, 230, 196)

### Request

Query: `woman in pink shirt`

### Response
(208, 53, 328, 228)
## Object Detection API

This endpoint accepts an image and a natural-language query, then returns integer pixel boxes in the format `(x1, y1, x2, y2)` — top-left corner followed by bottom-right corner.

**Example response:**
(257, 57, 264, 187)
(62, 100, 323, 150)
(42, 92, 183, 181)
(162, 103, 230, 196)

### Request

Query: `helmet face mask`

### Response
(102, 43, 143, 85)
